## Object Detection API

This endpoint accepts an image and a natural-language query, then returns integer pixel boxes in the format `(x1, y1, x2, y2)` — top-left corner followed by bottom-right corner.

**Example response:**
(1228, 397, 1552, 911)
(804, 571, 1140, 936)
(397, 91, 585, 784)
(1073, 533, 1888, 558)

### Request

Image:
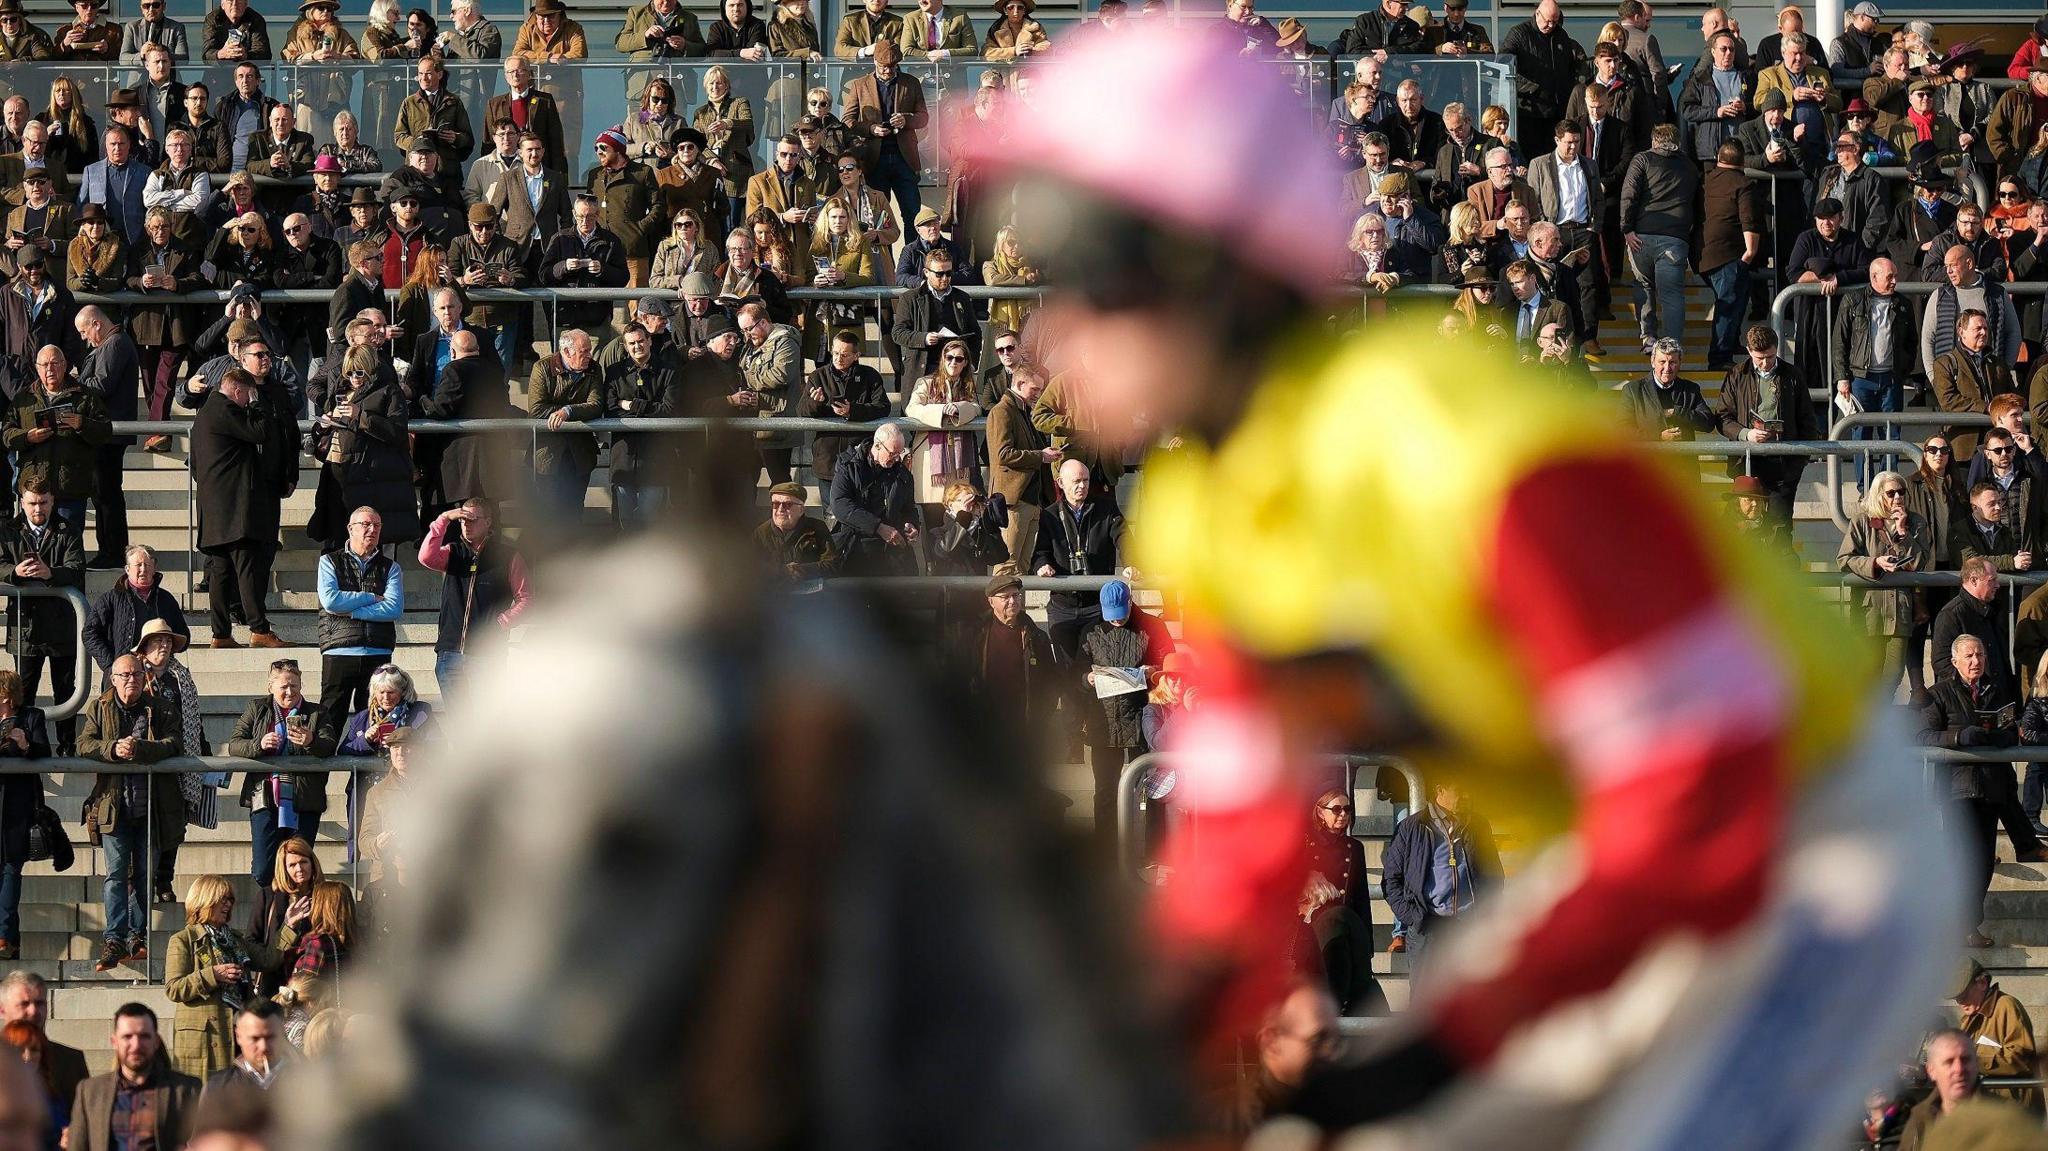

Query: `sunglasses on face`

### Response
(928, 268, 953, 277)
(995, 345, 1017, 354)
(837, 164, 859, 173)
(1926, 444, 1951, 454)
(943, 353, 966, 362)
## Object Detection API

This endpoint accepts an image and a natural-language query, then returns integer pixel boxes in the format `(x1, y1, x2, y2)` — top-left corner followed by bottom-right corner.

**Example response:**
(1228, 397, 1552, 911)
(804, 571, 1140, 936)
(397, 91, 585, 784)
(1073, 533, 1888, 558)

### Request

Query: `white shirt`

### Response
(1557, 157, 1589, 225)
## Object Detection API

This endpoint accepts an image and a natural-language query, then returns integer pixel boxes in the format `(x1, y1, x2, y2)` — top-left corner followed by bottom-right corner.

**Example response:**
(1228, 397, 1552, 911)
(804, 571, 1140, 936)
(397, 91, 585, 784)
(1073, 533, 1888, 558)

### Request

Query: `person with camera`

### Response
(931, 482, 1007, 576)
(0, 670, 50, 962)
(225, 657, 338, 888)
(78, 653, 180, 972)
(1923, 632, 2026, 948)
(307, 345, 415, 554)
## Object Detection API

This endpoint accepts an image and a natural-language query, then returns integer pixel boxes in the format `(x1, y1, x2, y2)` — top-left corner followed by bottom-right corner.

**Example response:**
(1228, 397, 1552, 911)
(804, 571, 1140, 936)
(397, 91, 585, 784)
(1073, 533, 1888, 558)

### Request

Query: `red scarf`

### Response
(1908, 109, 1936, 142)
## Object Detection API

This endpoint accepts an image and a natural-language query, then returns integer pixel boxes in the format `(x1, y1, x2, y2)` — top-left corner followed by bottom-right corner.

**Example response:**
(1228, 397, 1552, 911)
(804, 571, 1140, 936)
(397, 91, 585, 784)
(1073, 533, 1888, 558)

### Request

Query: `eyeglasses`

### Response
(837, 164, 859, 173)
(109, 671, 144, 681)
(245, 350, 273, 360)
(775, 150, 798, 159)
(269, 659, 299, 672)
(1924, 444, 1951, 454)
(942, 353, 966, 362)
(1881, 489, 1904, 498)
(928, 267, 954, 277)
(1988, 445, 2014, 455)
(808, 99, 829, 106)
(769, 498, 803, 510)
(284, 224, 307, 233)
(649, 96, 671, 105)
(2001, 190, 2024, 199)
(1319, 802, 1352, 813)
(1835, 142, 1857, 152)
(995, 344, 1018, 354)
(678, 219, 697, 228)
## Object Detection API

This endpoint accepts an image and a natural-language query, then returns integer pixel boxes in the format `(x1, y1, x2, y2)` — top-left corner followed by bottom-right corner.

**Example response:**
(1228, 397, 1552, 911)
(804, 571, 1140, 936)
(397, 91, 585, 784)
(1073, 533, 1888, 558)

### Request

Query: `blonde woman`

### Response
(807, 200, 873, 355)
(205, 211, 273, 289)
(358, 0, 408, 162)
(651, 208, 719, 289)
(40, 76, 96, 177)
(1836, 470, 1933, 692)
(982, 225, 1040, 334)
(1439, 201, 1488, 283)
(165, 875, 291, 1080)
(694, 66, 756, 228)
(65, 205, 124, 294)
(904, 337, 983, 507)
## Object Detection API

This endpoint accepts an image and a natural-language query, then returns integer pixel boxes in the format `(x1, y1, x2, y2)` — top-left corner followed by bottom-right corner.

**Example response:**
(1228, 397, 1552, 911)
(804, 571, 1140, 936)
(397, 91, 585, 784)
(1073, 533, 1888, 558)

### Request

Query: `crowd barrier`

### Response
(1114, 751, 1424, 883)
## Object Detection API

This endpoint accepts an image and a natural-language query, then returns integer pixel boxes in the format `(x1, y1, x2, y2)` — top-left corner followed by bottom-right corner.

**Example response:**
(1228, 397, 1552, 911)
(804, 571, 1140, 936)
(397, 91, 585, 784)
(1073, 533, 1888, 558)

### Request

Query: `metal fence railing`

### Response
(1114, 751, 1424, 883)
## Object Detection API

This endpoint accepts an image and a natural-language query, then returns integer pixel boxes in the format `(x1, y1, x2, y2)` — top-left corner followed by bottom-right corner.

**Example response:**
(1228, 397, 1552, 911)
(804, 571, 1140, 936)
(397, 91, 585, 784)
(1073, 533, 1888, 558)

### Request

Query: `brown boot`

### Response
(248, 631, 288, 649)
(209, 636, 242, 649)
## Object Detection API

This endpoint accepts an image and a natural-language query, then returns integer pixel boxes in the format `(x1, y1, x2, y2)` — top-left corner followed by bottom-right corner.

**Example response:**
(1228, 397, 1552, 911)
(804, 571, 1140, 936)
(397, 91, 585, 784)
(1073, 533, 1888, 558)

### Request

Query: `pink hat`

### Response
(312, 154, 343, 174)
(594, 129, 630, 154)
(959, 24, 1349, 294)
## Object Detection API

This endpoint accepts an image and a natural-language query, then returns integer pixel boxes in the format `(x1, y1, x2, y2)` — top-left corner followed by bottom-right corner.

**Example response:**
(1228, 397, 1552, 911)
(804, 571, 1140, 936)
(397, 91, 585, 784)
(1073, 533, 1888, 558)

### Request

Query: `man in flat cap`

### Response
(755, 480, 837, 580)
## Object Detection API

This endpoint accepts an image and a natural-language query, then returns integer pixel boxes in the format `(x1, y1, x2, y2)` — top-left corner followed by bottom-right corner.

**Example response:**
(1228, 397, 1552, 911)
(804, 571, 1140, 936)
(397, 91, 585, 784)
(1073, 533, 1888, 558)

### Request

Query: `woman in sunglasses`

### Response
(205, 210, 276, 291)
(624, 77, 686, 168)
(902, 336, 983, 517)
(1905, 434, 1968, 705)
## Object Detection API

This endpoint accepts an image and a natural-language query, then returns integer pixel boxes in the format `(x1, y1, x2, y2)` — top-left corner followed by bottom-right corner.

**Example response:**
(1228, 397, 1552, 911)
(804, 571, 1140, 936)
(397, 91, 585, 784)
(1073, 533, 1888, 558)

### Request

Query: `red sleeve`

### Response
(2011, 41, 2038, 82)
(416, 514, 452, 572)
(1429, 454, 1789, 1066)
(497, 551, 533, 629)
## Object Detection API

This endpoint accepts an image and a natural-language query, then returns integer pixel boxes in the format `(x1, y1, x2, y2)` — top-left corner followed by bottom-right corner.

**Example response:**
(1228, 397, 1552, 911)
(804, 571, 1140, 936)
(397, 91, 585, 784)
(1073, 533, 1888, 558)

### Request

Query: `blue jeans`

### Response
(100, 821, 147, 943)
(492, 319, 520, 374)
(1704, 260, 1748, 366)
(1850, 374, 1901, 434)
(1388, 804, 1409, 944)
(1629, 234, 1688, 347)
(0, 859, 19, 942)
(872, 148, 921, 231)
(435, 650, 465, 698)
(52, 499, 85, 539)
(610, 482, 665, 531)
(537, 465, 589, 523)
(248, 805, 298, 888)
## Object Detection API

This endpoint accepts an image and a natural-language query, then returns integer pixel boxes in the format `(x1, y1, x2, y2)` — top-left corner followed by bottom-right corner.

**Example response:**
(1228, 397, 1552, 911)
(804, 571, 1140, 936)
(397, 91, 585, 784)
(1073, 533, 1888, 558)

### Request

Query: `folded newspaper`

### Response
(1092, 666, 1147, 699)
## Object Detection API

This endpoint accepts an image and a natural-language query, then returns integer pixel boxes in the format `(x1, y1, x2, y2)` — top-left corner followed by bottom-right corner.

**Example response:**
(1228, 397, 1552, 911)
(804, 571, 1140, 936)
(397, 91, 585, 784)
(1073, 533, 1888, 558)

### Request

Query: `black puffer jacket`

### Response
(828, 443, 918, 576)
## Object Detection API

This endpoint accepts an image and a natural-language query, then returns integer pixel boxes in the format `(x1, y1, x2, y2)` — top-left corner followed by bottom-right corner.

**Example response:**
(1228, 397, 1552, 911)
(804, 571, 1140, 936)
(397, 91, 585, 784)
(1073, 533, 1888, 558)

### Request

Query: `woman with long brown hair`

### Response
(624, 77, 687, 168)
(903, 336, 983, 514)
(290, 880, 357, 987)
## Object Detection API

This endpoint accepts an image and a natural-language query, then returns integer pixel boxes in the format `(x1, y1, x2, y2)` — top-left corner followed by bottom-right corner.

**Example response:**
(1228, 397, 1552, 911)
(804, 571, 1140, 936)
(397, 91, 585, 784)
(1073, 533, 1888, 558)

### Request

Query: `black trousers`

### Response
(1968, 796, 1999, 925)
(319, 653, 384, 726)
(90, 445, 127, 559)
(203, 541, 276, 638)
(16, 650, 74, 754)
(1555, 222, 1605, 340)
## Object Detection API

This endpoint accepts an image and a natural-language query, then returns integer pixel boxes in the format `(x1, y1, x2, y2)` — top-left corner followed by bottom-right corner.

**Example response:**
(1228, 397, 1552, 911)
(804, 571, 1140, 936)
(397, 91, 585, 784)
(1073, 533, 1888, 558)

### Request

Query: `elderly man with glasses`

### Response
(223, 656, 337, 887)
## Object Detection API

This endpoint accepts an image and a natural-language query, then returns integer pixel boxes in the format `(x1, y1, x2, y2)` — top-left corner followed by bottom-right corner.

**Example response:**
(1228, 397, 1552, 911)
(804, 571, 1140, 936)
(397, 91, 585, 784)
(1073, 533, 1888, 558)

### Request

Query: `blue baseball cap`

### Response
(1099, 579, 1131, 622)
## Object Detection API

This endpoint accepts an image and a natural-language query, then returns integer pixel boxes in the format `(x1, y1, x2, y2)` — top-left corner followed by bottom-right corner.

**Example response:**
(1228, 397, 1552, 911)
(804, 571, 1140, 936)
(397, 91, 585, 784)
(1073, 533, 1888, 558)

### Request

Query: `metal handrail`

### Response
(1115, 751, 1423, 883)
(0, 755, 386, 775)
(1770, 281, 2048, 350)
(0, 587, 90, 722)
(73, 285, 1047, 305)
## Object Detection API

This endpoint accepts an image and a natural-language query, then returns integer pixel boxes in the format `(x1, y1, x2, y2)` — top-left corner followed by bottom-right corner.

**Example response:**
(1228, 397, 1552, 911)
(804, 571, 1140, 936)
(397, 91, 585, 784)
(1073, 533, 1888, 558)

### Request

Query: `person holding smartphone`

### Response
(223, 660, 337, 887)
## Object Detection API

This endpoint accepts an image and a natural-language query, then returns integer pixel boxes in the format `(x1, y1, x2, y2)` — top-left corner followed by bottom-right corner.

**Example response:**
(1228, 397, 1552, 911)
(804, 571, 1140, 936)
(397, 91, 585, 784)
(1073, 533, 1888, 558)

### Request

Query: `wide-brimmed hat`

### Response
(1274, 17, 1307, 47)
(299, 0, 339, 10)
(531, 0, 565, 13)
(1456, 265, 1496, 290)
(104, 89, 140, 110)
(1942, 42, 1984, 69)
(347, 186, 380, 206)
(132, 618, 188, 655)
(0, 0, 24, 16)
(1727, 475, 1766, 498)
(673, 126, 707, 149)
(1842, 97, 1875, 118)
(75, 202, 105, 224)
(994, 0, 1034, 11)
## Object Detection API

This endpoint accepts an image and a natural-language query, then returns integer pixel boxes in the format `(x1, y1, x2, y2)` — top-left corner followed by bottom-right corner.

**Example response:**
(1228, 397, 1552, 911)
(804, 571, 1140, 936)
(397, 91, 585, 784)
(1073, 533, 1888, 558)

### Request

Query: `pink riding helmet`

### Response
(961, 23, 1351, 296)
